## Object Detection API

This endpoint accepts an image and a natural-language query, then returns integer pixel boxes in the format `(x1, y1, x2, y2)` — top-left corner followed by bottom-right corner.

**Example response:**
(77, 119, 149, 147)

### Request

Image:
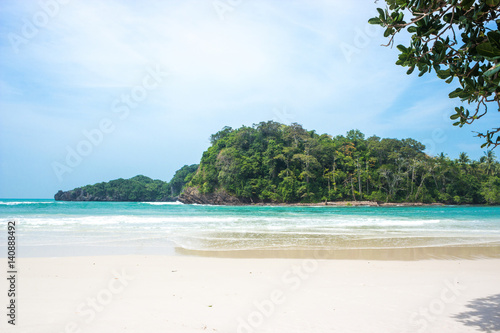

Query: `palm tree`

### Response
(458, 152, 470, 164)
(458, 152, 470, 174)
(481, 150, 497, 176)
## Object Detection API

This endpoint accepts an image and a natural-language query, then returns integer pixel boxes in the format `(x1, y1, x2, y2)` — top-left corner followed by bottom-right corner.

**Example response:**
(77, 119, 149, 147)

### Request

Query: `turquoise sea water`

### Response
(1, 199, 500, 257)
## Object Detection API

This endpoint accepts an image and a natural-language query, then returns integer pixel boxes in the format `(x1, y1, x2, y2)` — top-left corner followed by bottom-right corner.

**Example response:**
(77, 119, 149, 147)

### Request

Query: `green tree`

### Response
(169, 164, 199, 197)
(480, 150, 498, 175)
(55, 165, 200, 202)
(481, 176, 500, 204)
(185, 122, 498, 204)
(458, 151, 470, 171)
(370, 0, 500, 148)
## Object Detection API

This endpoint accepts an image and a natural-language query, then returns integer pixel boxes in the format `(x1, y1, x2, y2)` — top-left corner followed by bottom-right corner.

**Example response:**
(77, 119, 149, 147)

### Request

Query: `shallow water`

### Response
(1, 199, 499, 258)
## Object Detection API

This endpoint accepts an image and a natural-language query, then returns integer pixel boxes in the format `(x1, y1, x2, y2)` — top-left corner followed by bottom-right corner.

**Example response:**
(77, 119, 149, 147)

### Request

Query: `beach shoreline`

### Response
(2, 201, 498, 332)
(50, 197, 451, 206)
(207, 200, 448, 207)
(235, 201, 446, 207)
(7, 242, 500, 261)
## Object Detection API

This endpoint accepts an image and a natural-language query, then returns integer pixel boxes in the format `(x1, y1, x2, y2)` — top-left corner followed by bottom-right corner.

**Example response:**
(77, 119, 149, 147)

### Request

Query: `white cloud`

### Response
(1, 0, 481, 197)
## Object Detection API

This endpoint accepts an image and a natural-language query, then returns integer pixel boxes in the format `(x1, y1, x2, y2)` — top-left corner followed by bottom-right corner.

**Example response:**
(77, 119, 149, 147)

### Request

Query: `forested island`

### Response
(55, 122, 500, 205)
(54, 165, 198, 202)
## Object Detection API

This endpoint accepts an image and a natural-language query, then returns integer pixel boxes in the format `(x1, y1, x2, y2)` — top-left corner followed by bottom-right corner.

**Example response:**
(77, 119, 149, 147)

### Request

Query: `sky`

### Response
(1, 0, 499, 199)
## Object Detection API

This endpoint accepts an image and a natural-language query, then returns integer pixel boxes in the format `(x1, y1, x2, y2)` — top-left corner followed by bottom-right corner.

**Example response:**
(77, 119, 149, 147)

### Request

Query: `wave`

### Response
(0, 213, 497, 254)
(0, 201, 54, 205)
(141, 201, 184, 205)
(0, 214, 478, 231)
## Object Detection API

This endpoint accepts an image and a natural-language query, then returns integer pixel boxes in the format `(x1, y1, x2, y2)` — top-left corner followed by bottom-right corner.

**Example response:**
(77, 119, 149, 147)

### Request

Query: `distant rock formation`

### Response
(178, 187, 250, 205)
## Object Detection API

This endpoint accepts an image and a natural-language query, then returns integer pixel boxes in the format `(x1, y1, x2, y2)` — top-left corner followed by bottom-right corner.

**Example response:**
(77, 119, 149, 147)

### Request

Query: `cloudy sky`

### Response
(1, 0, 498, 198)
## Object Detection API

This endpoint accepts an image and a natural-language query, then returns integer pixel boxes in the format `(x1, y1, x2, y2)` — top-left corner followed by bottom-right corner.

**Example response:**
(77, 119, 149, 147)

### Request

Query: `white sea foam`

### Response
(141, 201, 184, 205)
(0, 218, 497, 252)
(0, 201, 53, 205)
(0, 215, 458, 230)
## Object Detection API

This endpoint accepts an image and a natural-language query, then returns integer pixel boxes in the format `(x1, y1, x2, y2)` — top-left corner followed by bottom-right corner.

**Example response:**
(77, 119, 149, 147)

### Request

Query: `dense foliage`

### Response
(169, 164, 199, 197)
(80, 175, 170, 201)
(55, 165, 198, 201)
(189, 121, 500, 204)
(369, 0, 500, 148)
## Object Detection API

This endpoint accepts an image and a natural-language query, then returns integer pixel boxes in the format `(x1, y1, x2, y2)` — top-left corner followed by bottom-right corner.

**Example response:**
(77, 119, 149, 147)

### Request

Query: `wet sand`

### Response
(175, 243, 500, 260)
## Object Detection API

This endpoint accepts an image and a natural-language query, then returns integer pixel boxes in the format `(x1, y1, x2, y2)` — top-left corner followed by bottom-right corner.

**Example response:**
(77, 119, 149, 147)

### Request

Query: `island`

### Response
(54, 165, 197, 202)
(56, 121, 500, 205)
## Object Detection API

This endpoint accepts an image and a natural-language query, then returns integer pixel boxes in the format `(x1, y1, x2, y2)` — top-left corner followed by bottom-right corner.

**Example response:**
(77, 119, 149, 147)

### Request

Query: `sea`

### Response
(1, 199, 500, 259)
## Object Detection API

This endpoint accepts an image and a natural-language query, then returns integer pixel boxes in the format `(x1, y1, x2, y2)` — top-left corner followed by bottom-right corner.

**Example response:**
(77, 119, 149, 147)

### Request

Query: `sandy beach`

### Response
(1, 255, 499, 333)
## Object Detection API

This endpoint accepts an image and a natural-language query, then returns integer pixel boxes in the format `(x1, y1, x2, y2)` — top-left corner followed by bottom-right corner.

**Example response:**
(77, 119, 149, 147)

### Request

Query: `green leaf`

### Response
(436, 69, 451, 79)
(450, 114, 460, 120)
(460, 0, 475, 10)
(486, 0, 500, 6)
(476, 42, 500, 58)
(377, 8, 385, 20)
(449, 89, 462, 98)
(383, 27, 394, 37)
(407, 26, 417, 33)
(484, 63, 500, 77)
(396, 44, 407, 52)
(487, 31, 500, 50)
(368, 17, 382, 25)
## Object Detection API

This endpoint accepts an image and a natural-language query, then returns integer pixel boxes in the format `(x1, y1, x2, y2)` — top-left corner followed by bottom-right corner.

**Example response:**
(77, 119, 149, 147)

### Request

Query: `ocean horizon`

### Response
(1, 199, 500, 259)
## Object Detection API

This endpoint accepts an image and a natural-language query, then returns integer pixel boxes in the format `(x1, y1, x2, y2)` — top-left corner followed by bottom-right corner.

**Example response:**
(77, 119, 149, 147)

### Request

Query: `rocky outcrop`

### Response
(178, 187, 251, 205)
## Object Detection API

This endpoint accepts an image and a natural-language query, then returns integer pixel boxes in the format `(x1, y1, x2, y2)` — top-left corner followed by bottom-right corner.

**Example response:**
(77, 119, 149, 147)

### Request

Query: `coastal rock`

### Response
(178, 187, 250, 205)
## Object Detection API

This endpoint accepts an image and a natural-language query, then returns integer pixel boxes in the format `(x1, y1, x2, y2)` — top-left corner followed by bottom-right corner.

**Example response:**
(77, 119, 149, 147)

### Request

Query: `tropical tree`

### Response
(370, 0, 500, 148)
(481, 150, 498, 175)
(481, 176, 500, 204)
(186, 122, 499, 204)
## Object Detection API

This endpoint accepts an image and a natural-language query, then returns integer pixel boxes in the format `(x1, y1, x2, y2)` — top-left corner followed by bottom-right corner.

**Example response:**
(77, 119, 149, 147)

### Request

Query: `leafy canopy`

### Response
(369, 0, 500, 148)
(56, 164, 198, 201)
(188, 121, 499, 204)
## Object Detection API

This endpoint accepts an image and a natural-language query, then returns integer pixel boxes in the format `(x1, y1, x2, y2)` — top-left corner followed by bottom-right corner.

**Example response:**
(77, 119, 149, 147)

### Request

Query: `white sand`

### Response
(1, 256, 499, 333)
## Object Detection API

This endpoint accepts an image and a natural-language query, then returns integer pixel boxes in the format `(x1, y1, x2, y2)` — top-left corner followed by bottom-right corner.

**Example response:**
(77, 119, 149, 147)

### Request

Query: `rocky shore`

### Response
(177, 187, 445, 207)
(178, 187, 251, 205)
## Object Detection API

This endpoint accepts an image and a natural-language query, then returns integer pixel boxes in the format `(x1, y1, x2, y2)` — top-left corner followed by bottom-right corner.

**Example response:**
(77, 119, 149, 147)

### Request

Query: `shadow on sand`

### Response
(453, 293, 500, 332)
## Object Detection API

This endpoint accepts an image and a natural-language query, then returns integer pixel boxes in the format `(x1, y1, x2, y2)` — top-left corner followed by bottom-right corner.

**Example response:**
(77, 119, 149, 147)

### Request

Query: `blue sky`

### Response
(0, 0, 498, 198)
